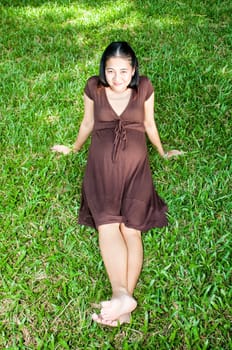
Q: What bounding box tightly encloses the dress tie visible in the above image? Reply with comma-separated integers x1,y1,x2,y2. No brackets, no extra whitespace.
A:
112,119,127,162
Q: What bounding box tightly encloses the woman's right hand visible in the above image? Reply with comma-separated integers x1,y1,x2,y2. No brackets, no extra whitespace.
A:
51,144,72,155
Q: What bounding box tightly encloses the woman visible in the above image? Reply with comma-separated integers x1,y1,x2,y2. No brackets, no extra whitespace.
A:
52,41,182,326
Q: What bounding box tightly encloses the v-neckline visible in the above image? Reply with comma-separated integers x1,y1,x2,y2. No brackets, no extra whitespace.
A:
104,87,133,118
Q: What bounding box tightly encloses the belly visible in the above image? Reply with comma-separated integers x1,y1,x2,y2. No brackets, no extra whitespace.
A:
89,128,147,165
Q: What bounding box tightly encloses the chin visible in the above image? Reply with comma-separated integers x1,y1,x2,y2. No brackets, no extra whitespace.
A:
112,85,127,92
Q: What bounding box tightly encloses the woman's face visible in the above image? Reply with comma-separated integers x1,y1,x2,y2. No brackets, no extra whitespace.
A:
105,56,135,93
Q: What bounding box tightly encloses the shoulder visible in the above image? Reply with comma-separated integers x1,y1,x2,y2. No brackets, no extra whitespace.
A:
138,76,154,100
85,75,99,89
139,76,154,88
84,76,99,99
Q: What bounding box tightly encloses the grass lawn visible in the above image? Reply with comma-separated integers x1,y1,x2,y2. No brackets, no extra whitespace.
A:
0,0,231,349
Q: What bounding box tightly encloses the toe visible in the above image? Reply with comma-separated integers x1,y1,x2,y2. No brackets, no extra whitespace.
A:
100,300,111,308
92,313,99,321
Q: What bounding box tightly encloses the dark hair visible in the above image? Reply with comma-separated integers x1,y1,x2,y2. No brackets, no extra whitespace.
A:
98,41,139,89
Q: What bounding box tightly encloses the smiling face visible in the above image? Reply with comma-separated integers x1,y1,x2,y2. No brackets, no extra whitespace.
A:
105,56,135,93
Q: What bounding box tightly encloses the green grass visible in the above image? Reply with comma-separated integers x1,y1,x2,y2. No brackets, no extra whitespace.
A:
0,0,231,348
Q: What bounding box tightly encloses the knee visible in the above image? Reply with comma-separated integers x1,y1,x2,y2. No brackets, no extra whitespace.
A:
120,223,141,240
98,222,120,234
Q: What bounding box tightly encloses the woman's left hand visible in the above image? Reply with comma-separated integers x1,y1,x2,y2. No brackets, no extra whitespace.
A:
164,150,184,158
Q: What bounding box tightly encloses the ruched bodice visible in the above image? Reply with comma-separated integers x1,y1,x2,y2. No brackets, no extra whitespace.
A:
94,120,144,162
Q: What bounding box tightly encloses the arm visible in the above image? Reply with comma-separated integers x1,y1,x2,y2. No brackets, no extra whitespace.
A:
144,93,183,158
144,93,165,157
73,93,94,152
51,93,94,155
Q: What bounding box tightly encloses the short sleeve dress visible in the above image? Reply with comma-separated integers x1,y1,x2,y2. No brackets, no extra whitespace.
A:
78,75,168,232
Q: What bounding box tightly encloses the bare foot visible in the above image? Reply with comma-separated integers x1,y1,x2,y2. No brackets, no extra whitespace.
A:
92,312,131,327
100,293,137,321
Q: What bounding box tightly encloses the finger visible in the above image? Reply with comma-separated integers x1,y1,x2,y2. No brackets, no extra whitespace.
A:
51,145,60,151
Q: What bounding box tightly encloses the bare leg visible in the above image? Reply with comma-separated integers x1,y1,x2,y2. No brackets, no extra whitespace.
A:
93,223,143,325
97,223,137,322
120,223,143,295
98,223,128,291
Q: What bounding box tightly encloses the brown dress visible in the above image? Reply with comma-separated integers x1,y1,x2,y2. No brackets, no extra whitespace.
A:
78,76,168,232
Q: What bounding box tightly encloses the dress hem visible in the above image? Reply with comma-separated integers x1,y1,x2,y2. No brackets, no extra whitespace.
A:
78,217,168,232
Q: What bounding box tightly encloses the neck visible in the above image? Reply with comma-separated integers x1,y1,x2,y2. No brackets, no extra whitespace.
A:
107,87,130,95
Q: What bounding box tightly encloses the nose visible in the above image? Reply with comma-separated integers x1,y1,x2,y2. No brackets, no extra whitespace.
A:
113,71,121,82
